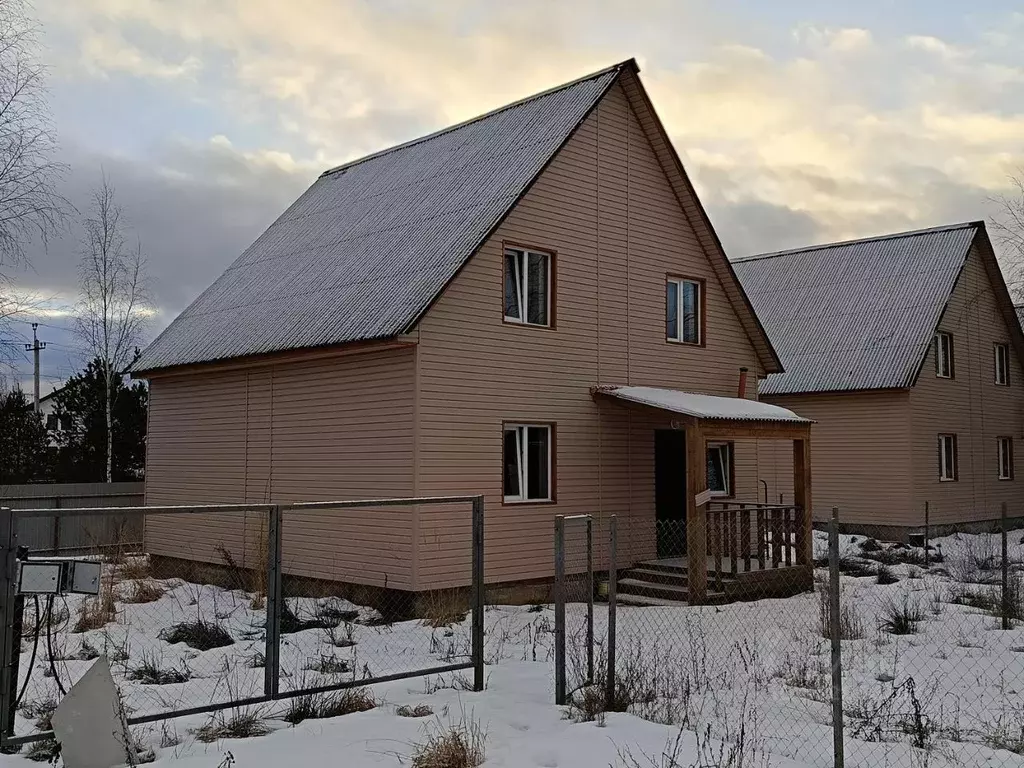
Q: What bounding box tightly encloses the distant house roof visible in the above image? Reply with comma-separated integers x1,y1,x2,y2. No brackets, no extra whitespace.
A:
135,60,782,376
595,385,810,423
733,222,1022,396
135,62,630,373
1016,303,1024,330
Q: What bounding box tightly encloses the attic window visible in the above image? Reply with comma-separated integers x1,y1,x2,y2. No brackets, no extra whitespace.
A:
667,276,703,345
504,247,551,327
935,332,954,379
995,343,1010,386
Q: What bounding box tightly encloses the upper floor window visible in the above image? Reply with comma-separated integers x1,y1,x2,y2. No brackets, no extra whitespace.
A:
504,247,551,327
938,433,958,481
707,442,733,496
998,437,1014,480
503,423,553,502
667,276,703,344
935,332,954,379
995,343,1010,386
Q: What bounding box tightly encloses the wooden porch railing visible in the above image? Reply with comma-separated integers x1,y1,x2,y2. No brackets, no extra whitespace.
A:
706,502,803,592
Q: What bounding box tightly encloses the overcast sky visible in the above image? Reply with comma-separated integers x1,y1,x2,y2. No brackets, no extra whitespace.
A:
5,0,1024,390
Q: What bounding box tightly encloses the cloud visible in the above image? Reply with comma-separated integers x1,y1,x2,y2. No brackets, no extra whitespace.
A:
80,30,201,80
22,1,1024,294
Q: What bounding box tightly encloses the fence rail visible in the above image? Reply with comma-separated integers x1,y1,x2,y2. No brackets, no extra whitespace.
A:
0,495,485,748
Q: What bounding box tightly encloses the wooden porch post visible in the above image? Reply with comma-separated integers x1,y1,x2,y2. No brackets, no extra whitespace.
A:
686,423,707,604
793,435,813,566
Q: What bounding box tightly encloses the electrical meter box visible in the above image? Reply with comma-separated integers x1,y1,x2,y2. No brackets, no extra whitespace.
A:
68,560,102,595
16,559,103,596
18,562,62,594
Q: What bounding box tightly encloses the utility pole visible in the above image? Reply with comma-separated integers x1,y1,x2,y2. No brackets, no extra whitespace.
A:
24,322,45,413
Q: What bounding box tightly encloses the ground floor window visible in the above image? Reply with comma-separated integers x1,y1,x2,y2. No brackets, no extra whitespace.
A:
707,441,733,496
503,423,553,502
998,437,1014,480
939,434,958,481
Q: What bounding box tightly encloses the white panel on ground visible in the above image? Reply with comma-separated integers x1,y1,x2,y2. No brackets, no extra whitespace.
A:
51,657,132,768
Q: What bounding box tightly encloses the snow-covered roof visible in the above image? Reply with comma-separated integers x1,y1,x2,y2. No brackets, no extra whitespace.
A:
596,386,810,423
134,62,631,373
733,223,981,395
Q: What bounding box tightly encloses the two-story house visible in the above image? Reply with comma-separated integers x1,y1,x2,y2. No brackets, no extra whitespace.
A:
133,60,814,608
734,223,1024,539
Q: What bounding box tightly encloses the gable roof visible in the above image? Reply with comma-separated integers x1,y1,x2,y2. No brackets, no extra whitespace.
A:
733,222,1023,396
135,60,781,375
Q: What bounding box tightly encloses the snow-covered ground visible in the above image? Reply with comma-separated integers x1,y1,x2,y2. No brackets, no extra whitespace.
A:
2,530,1024,767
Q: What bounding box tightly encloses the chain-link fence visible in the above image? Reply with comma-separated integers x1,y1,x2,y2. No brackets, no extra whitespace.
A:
0,496,484,752
555,504,1024,768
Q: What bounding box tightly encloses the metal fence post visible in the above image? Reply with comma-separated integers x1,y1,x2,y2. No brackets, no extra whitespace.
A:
1002,502,1010,631
472,496,485,692
606,515,617,710
264,504,283,697
554,515,566,705
586,516,594,686
828,506,845,768
0,508,18,746
924,501,930,568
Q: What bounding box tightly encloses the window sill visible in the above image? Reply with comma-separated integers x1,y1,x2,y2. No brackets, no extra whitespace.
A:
666,337,703,347
935,374,953,380
503,317,553,330
998,477,1014,482
502,497,555,506
938,477,958,483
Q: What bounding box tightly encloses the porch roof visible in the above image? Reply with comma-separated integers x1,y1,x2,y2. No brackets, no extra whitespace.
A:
593,385,811,424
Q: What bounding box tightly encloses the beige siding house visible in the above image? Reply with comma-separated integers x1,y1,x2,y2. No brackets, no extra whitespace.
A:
735,223,1024,537
135,60,814,606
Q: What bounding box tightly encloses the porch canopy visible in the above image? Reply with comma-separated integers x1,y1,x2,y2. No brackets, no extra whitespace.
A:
593,385,813,604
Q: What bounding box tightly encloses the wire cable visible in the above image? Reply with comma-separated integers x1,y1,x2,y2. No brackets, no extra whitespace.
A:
14,597,41,708
44,597,66,697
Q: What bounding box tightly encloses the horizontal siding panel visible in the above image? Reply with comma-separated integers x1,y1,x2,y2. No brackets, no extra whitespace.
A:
145,348,417,587
416,83,771,586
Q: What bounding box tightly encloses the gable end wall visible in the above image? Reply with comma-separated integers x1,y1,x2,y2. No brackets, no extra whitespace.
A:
413,82,768,587
909,244,1024,525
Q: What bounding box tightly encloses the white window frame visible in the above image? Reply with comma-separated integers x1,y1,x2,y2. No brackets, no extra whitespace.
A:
935,332,953,378
939,434,958,482
707,442,732,497
503,247,551,327
995,343,1010,386
503,423,553,503
667,277,703,345
998,437,1014,481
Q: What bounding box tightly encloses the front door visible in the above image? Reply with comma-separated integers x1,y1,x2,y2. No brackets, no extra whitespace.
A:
654,429,687,558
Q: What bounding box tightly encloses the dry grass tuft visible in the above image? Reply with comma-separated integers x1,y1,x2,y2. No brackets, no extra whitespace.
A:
159,620,234,651
412,714,486,768
283,688,377,725
397,704,434,718
118,557,151,581
420,589,468,629
194,710,270,743
122,579,166,604
72,593,116,633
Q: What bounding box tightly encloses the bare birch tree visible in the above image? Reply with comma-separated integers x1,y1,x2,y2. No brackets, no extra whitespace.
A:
75,173,148,482
991,171,1024,304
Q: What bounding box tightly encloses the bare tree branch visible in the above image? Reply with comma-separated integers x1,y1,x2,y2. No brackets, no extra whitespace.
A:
74,172,150,482
0,0,69,272
990,170,1024,305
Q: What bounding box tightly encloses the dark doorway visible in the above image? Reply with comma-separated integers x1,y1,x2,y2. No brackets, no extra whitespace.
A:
654,429,687,559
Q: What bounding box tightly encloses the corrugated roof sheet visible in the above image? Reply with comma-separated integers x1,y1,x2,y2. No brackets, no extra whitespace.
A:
134,62,628,372
733,223,980,395
597,386,810,422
